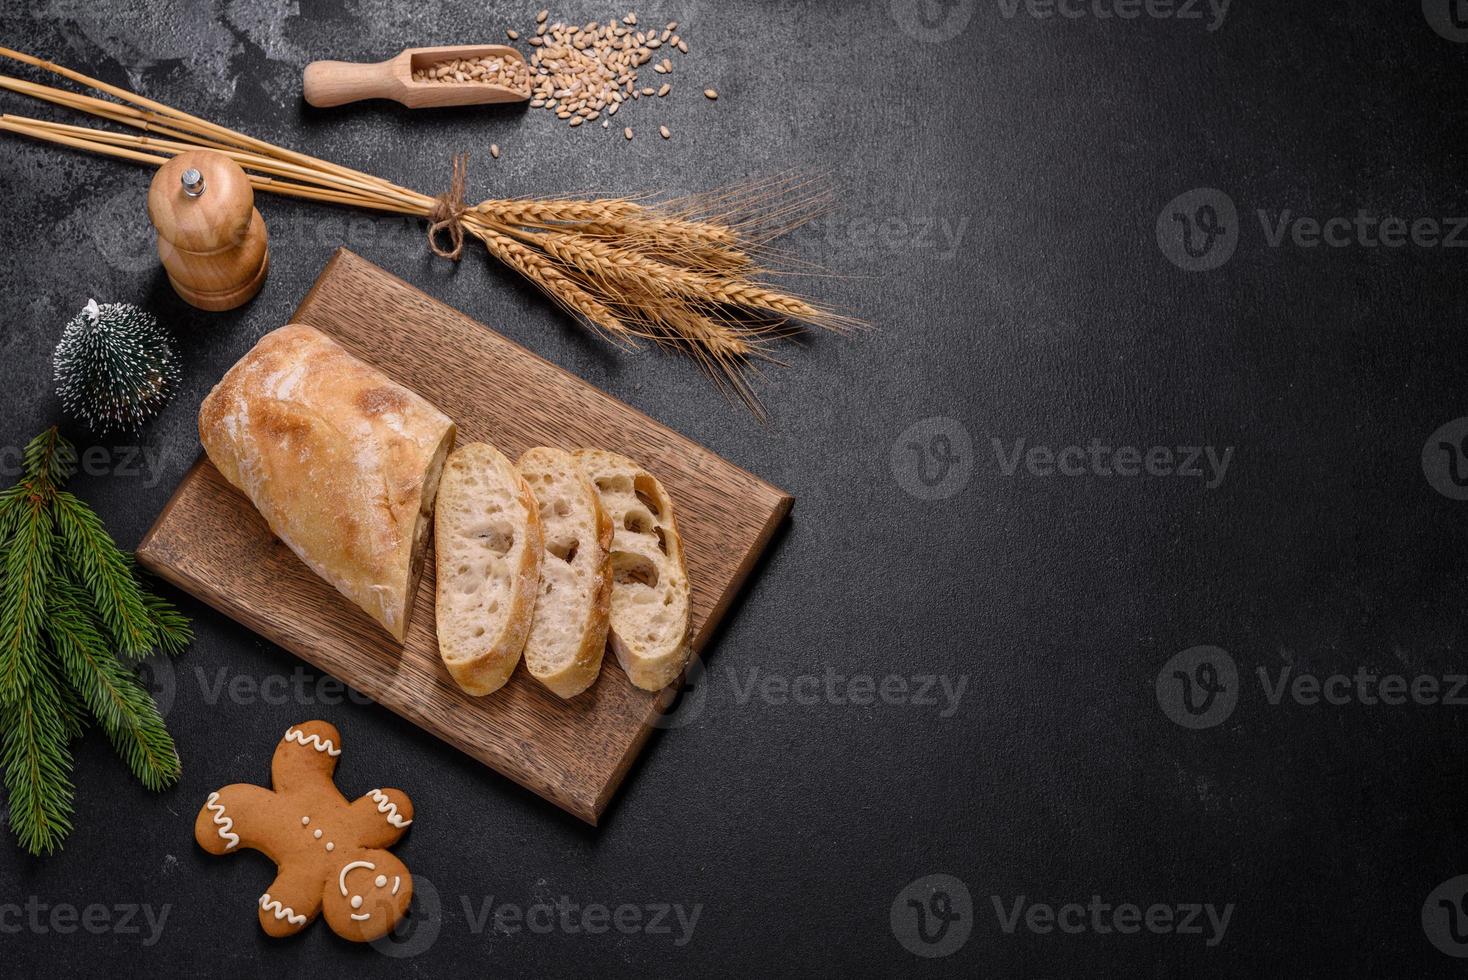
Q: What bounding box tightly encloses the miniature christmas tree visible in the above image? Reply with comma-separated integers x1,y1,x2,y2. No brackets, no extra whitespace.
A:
53,300,180,434
0,427,191,855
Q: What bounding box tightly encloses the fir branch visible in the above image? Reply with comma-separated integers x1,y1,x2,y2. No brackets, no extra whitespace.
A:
22,426,76,488
46,579,139,730
141,589,192,656
99,679,180,792
55,676,88,742
0,494,53,703
0,662,75,855
51,491,157,656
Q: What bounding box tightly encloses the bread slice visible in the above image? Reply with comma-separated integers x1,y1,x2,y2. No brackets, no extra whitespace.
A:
434,442,542,696
515,448,613,698
572,450,692,691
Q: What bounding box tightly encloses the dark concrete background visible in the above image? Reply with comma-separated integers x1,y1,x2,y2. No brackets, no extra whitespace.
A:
3,0,1468,975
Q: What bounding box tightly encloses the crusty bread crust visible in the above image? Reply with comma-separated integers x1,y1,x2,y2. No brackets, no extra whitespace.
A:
516,447,613,699
573,449,691,691
198,324,455,642
434,442,543,696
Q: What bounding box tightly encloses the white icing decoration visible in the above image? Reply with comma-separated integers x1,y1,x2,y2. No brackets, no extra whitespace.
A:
351,896,363,909
284,726,342,756
313,829,322,839
351,912,371,921
301,816,310,825
259,893,307,925
375,875,388,887
206,792,240,850
339,860,376,896
391,876,401,896
326,842,335,852
367,789,412,828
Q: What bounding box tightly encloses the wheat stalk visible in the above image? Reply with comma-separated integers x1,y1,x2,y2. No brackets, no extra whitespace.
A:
0,47,853,414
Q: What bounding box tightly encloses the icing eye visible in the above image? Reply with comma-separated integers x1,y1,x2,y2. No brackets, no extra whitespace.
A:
351,895,363,909
325,842,335,852
313,829,322,839
375,875,388,887
301,816,310,825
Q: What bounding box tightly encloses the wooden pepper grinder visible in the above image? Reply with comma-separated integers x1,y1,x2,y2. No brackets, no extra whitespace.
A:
147,150,269,311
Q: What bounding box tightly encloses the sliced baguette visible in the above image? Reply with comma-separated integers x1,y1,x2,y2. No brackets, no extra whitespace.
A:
573,449,692,691
515,447,614,698
434,442,542,696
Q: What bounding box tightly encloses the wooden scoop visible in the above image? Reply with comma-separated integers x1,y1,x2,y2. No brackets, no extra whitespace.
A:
303,45,530,109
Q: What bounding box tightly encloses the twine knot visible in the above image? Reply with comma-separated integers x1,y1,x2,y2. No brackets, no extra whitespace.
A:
427,153,470,260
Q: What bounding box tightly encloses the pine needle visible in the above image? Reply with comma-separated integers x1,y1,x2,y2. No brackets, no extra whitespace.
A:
0,494,53,703
0,665,75,856
52,492,157,656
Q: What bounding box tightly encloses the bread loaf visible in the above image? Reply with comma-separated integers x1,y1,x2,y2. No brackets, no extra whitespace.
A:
198,324,455,641
434,442,543,696
516,447,613,698
573,450,692,691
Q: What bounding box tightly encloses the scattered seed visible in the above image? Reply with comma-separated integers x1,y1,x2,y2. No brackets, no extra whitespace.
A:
676,39,688,53
659,124,670,139
624,126,633,139
704,88,718,100
657,82,670,97
536,8,548,22
569,116,583,126
507,28,519,39
490,143,501,158
653,64,667,74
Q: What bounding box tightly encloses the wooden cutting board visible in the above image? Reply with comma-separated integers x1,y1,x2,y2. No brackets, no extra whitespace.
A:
137,248,792,825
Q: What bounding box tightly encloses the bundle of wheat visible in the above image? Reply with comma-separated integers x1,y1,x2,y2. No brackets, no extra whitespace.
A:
0,47,853,414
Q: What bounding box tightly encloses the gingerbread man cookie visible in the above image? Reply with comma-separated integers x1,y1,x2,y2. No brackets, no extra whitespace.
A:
194,721,415,942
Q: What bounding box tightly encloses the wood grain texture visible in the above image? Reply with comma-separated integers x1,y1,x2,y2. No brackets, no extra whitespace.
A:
303,46,529,108
136,248,792,824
